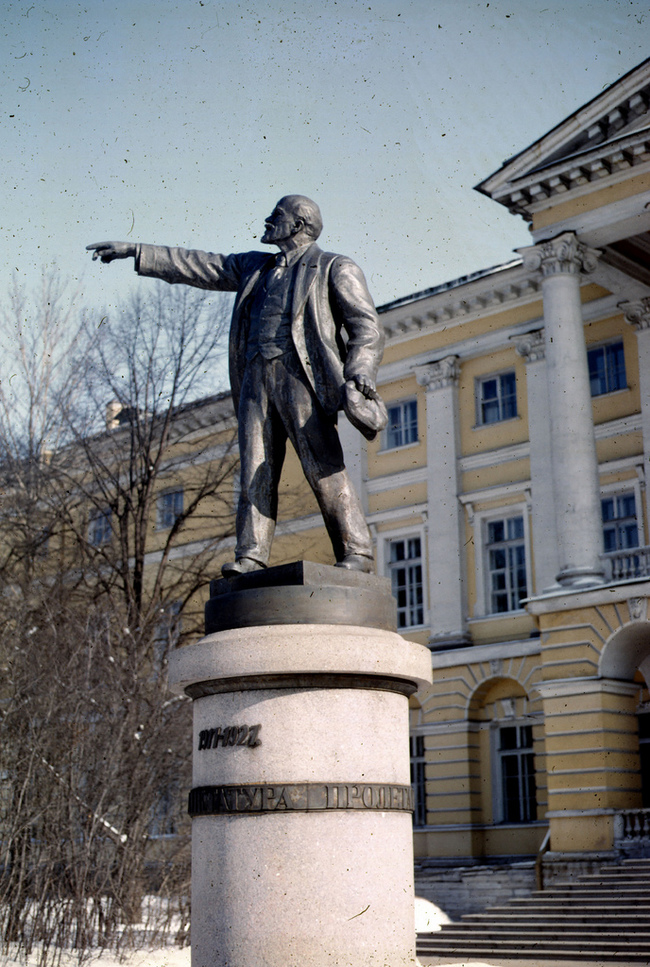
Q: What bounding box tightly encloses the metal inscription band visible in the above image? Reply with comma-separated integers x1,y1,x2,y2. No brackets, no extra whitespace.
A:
188,782,413,816
198,725,262,749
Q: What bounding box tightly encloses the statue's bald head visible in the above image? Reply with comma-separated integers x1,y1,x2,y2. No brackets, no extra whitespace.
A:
278,195,323,241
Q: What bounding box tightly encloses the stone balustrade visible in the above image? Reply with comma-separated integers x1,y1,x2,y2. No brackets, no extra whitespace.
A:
614,807,650,845
602,545,650,582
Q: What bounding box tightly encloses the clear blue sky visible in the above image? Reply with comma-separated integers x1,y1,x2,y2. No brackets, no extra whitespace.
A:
2,0,649,319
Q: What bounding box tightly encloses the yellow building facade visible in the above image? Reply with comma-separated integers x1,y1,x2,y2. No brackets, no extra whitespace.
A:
351,57,650,874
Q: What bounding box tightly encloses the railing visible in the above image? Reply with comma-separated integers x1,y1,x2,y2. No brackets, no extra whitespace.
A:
614,808,650,845
601,545,650,582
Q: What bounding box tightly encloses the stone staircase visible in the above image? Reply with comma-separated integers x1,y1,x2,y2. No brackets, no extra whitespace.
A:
416,857,650,963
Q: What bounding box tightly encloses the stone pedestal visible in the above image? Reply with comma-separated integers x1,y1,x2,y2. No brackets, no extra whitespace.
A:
168,562,432,967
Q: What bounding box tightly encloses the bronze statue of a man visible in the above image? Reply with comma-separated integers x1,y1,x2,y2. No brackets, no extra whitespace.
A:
88,195,386,577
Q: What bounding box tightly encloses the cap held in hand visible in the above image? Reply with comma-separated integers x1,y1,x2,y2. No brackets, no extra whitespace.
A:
342,380,388,442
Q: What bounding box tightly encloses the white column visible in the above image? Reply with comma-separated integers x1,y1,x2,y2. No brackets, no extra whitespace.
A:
519,233,604,587
620,298,650,541
512,330,560,591
415,356,469,648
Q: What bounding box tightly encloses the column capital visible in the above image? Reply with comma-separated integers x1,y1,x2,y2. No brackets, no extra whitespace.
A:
619,297,650,331
512,329,545,363
518,232,600,278
415,355,460,392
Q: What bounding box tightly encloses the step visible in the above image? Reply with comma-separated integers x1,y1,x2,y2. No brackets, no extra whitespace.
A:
416,943,650,963
580,871,650,881
461,912,650,925
437,926,650,941
445,923,650,936
543,884,650,894
417,936,650,953
508,890,650,901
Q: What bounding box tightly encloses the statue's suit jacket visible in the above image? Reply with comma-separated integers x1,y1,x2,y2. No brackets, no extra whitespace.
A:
136,242,384,415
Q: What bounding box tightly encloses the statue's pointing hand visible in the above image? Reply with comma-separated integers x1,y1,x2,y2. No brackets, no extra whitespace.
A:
86,241,136,263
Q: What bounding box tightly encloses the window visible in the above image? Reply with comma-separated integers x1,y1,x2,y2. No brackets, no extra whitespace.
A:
88,508,112,546
588,341,626,396
385,399,418,449
486,516,527,613
602,492,639,552
157,488,183,529
477,371,517,425
410,734,427,827
388,537,424,629
497,724,536,823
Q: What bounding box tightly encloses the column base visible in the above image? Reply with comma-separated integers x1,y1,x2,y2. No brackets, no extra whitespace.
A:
556,565,604,588
428,631,472,652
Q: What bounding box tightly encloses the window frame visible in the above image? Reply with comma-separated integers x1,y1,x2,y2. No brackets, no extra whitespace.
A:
475,370,518,427
473,504,531,617
587,339,627,398
491,720,537,825
379,528,427,631
382,397,419,451
601,482,644,554
88,507,112,547
409,733,427,828
156,487,184,530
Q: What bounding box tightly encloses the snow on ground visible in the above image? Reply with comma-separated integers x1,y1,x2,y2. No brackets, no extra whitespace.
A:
0,947,190,967
1,951,499,967
414,896,452,933
0,898,496,967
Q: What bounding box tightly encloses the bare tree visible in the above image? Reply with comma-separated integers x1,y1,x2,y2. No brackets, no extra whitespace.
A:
0,272,237,963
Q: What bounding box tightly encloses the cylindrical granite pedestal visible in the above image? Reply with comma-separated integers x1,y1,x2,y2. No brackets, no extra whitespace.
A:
168,562,432,967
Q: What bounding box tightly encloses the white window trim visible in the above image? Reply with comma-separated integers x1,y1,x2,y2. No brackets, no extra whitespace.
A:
156,487,184,531
587,338,628,396
409,731,428,829
378,524,428,631
490,718,537,825
380,396,419,452
88,507,112,546
474,369,518,428
473,502,532,618
600,479,645,549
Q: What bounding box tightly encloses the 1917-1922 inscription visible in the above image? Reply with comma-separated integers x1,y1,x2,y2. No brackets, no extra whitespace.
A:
198,725,261,750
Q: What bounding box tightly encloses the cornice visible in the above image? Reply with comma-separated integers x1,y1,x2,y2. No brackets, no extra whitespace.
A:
377,293,621,387
381,260,542,342
365,465,428,496
494,132,650,220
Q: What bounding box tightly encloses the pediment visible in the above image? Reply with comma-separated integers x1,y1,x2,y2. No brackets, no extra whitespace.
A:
477,58,650,218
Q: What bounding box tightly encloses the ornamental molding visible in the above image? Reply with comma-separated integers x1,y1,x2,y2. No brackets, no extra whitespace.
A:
628,597,648,622
415,356,460,392
380,261,542,342
512,329,545,363
518,233,601,278
490,131,650,219
619,297,650,331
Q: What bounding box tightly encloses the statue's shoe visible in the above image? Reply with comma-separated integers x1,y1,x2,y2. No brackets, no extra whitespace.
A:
221,557,265,579
335,554,374,573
